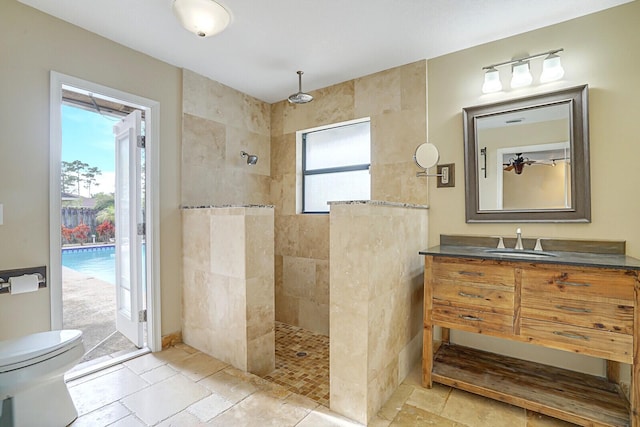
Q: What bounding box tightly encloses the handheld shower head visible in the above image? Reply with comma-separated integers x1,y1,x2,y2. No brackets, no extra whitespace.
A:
241,151,258,165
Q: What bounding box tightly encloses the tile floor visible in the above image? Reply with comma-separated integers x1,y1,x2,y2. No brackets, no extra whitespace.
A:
262,322,330,406
67,342,580,426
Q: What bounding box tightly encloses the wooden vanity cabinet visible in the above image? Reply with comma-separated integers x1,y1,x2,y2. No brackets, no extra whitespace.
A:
423,255,640,427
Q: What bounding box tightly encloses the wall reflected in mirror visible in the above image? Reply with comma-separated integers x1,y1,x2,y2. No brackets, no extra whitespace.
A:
476,103,571,211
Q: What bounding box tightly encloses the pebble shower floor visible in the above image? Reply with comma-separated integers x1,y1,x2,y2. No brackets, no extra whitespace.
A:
262,322,330,407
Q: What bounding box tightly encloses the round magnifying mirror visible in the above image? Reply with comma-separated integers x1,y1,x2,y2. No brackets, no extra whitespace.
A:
414,143,439,169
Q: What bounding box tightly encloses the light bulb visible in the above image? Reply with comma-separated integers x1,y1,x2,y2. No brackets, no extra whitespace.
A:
482,67,502,93
540,53,565,83
510,61,533,89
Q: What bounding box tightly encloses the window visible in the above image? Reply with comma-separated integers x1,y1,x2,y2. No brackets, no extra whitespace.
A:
302,120,371,213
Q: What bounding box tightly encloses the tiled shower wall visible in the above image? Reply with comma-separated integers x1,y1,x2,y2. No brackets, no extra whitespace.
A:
181,69,271,207
181,62,428,337
270,60,428,335
182,206,275,375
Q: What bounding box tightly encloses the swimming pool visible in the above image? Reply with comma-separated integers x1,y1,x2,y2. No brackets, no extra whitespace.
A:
62,245,115,284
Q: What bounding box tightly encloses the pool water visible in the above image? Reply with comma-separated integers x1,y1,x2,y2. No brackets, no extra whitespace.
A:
62,245,115,284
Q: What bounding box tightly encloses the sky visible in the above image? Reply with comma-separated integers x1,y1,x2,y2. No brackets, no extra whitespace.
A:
62,104,117,197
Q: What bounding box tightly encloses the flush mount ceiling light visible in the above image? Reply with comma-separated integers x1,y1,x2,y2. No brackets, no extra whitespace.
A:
288,71,313,104
481,48,564,93
173,0,230,38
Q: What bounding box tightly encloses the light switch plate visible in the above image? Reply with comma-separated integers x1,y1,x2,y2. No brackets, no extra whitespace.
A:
437,164,455,188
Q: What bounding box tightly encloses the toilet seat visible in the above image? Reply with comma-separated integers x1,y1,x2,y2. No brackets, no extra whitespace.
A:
0,330,83,373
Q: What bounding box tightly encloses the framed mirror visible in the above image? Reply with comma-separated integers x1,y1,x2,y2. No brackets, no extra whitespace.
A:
463,85,590,222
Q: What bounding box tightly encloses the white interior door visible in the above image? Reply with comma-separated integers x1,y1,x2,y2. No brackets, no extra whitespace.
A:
114,110,144,348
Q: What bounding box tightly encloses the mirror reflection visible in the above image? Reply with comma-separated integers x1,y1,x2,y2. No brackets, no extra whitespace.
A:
463,85,590,222
476,104,571,211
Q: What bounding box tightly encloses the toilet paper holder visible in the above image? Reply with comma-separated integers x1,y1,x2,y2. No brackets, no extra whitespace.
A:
0,266,47,294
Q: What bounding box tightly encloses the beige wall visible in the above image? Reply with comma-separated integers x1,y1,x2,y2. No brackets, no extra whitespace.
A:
181,70,271,206
0,1,183,339
427,1,640,253
427,1,640,376
270,61,428,335
479,119,568,210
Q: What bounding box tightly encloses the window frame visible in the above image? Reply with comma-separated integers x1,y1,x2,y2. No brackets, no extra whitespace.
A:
301,121,371,214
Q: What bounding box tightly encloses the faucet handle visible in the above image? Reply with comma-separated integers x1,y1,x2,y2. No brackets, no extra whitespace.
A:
534,238,543,251
496,237,505,249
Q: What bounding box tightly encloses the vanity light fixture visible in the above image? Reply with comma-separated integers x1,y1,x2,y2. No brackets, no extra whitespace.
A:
173,0,231,38
481,48,564,93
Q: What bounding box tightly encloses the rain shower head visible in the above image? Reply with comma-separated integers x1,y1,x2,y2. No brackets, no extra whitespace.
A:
288,71,313,104
241,151,258,165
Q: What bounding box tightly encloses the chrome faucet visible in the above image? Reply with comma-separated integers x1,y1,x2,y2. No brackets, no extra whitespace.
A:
515,228,524,250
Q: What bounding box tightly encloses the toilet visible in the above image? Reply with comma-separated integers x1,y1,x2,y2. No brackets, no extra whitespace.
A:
0,330,84,427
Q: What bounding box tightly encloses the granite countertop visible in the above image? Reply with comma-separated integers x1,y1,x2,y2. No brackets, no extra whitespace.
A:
420,245,640,270
328,200,429,209
181,204,274,209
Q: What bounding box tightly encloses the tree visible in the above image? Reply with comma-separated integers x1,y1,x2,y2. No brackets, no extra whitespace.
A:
96,220,115,242
61,160,103,196
94,193,115,224
83,166,101,196
94,192,114,211
61,225,73,244
72,222,90,245
61,165,78,194
96,205,115,225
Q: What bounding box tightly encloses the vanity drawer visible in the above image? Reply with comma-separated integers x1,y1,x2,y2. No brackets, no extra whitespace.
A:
432,258,515,288
521,318,633,363
521,293,633,334
521,266,636,302
432,304,513,335
433,282,514,316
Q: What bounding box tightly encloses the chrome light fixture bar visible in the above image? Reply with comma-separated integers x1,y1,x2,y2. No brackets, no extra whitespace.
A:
482,48,564,93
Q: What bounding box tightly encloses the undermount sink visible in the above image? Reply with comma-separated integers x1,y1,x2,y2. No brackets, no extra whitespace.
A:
484,249,558,258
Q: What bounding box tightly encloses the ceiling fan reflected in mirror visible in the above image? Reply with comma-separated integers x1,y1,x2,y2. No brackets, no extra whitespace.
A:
503,152,568,175
503,153,536,175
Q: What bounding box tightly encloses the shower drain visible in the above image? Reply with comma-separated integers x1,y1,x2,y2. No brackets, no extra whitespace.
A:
296,351,308,358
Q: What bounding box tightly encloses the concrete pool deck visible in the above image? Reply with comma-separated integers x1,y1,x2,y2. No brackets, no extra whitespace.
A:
62,266,140,365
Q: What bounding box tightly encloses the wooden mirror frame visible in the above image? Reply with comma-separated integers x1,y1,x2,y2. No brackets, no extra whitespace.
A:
463,85,590,223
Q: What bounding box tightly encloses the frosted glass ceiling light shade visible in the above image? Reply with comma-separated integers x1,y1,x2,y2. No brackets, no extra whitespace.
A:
173,0,230,38
540,53,565,83
482,67,502,93
510,61,533,88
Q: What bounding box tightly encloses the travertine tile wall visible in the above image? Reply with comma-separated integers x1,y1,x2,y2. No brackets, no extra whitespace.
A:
329,202,427,424
270,60,428,335
181,70,275,376
181,69,271,207
182,206,275,375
